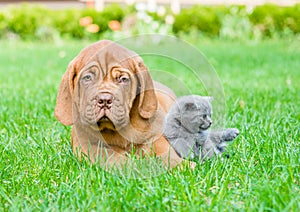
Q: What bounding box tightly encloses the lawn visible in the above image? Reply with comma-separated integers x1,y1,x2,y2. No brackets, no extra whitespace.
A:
0,37,299,211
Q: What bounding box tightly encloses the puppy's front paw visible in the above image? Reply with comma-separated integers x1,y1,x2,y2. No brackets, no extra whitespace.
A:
224,128,239,141
189,161,197,170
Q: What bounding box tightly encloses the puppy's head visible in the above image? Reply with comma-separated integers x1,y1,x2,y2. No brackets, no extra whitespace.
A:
55,40,157,132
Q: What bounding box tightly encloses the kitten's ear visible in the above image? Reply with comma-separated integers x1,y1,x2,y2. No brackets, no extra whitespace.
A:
184,102,197,110
207,96,214,102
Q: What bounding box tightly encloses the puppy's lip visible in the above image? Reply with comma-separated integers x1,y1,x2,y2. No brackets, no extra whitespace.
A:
96,115,116,131
101,116,109,121
96,109,111,122
97,116,110,125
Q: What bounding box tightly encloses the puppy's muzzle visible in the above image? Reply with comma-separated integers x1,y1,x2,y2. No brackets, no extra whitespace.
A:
98,92,113,109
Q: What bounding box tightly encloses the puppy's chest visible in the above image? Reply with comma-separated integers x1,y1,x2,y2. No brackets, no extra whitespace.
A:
101,131,131,149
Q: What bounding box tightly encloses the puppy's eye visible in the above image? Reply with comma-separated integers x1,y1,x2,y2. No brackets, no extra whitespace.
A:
117,75,130,84
81,73,94,85
83,75,92,81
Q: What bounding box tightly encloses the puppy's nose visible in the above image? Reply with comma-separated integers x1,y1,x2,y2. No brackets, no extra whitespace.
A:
98,93,113,109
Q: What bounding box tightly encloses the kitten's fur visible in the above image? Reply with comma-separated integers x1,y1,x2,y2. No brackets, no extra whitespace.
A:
163,95,239,160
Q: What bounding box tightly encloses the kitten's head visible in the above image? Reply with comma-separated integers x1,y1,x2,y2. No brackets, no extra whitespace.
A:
174,95,213,133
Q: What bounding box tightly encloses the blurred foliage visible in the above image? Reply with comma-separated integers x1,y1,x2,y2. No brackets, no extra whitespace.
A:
81,4,125,33
53,9,84,39
0,3,299,40
4,5,51,39
0,3,126,40
249,4,300,37
173,6,222,36
0,12,7,37
219,6,260,41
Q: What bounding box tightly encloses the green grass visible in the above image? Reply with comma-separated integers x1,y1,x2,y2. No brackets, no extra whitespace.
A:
0,37,299,211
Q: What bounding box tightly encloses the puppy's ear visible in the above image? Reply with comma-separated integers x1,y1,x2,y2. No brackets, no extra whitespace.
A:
54,62,76,126
134,58,158,119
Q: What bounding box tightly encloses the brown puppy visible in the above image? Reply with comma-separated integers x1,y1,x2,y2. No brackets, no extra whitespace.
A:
55,40,183,168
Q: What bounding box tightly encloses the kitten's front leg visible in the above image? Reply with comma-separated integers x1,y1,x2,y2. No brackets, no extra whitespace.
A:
202,128,239,158
201,140,216,159
222,128,239,141
170,138,196,160
216,128,239,153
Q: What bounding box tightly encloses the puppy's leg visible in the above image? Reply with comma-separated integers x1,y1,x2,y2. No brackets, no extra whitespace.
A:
153,136,185,168
86,144,129,170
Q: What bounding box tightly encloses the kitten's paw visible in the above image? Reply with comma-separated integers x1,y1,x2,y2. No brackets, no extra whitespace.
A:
224,128,239,141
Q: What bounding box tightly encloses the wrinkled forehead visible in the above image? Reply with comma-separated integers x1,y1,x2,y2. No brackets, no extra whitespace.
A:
74,42,139,76
95,44,137,74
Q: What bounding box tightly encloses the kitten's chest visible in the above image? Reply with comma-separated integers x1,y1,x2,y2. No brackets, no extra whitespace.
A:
199,131,208,139
195,131,208,145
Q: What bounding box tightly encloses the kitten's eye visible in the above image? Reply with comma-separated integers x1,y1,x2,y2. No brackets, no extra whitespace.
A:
203,114,207,119
117,75,130,84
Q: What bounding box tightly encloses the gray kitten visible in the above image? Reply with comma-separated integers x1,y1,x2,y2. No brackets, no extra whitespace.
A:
163,95,239,160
